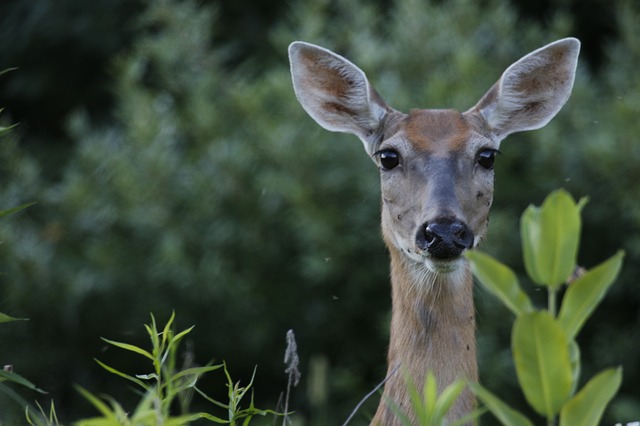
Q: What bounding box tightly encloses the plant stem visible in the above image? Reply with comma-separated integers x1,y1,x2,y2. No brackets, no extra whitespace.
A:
548,289,557,317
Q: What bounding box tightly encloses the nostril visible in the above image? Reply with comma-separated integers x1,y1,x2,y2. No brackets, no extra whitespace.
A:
423,226,438,245
418,218,475,259
451,223,471,249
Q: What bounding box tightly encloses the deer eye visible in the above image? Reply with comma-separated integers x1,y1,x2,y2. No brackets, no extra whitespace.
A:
375,149,400,170
477,148,500,170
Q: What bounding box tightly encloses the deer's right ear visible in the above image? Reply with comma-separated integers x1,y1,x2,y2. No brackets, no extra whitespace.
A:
288,42,391,154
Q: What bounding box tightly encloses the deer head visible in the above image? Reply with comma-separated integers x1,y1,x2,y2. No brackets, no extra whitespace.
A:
289,39,579,278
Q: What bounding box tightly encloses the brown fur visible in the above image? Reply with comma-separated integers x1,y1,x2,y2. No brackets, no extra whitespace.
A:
404,109,472,153
371,248,477,424
288,38,580,426
371,111,480,425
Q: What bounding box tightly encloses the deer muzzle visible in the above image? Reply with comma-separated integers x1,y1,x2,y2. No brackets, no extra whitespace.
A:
417,217,474,260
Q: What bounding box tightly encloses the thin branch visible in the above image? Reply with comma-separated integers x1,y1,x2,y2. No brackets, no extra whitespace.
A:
341,363,401,426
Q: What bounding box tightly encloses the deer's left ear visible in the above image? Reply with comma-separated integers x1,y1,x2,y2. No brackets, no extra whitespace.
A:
468,38,580,141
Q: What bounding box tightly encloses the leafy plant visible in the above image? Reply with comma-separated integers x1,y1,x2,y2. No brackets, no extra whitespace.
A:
388,373,484,426
76,312,281,425
25,400,61,426
467,189,624,426
0,134,43,413
1,70,62,426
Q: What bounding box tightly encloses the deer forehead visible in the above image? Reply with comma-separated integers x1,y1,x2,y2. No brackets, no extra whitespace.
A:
384,109,492,158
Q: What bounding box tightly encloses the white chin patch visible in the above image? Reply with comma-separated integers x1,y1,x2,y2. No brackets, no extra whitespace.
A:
405,248,466,274
405,253,469,294
424,257,465,274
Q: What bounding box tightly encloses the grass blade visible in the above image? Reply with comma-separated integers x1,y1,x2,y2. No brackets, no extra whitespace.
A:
101,338,154,361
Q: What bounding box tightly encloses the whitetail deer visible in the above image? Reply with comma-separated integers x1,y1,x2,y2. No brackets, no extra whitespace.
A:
288,38,580,424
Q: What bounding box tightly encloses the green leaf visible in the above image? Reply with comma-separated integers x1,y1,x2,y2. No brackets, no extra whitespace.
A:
172,364,223,381
0,202,36,219
421,371,438,421
170,412,228,423
391,371,481,425
94,359,148,389
469,382,533,426
75,386,116,418
521,189,583,288
568,339,581,396
0,312,28,323
433,379,466,422
466,250,533,316
558,251,624,340
169,325,195,348
383,386,422,426
0,369,46,393
101,337,154,360
403,377,425,424
0,67,18,77
512,311,573,418
0,122,18,136
161,310,176,348
194,385,230,410
559,367,622,426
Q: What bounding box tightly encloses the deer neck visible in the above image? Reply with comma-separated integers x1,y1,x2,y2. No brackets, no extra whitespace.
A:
373,247,477,424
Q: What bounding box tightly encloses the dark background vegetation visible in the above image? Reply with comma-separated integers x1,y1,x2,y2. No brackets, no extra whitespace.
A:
0,0,638,424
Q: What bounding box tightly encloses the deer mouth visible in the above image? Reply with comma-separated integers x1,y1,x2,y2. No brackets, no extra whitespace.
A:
415,249,467,274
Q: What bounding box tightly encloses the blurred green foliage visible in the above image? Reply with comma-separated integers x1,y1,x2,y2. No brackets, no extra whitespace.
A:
0,0,638,424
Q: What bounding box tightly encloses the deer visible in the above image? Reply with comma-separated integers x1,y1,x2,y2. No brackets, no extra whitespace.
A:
288,38,580,424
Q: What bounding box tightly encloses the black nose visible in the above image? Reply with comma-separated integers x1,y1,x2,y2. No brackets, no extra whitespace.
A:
417,218,474,259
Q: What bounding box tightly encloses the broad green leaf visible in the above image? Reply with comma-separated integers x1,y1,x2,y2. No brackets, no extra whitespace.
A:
512,311,572,418
521,203,544,285
469,382,533,426
466,250,533,316
0,312,28,323
521,189,583,288
0,370,46,393
558,251,624,339
560,367,622,426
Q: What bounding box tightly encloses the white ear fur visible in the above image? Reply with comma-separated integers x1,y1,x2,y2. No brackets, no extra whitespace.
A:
469,38,580,141
288,42,390,154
